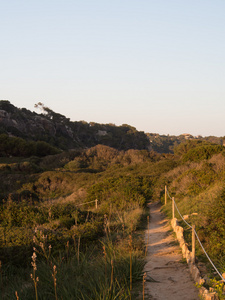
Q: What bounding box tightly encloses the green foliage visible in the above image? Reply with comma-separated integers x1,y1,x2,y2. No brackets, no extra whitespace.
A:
203,187,225,258
0,134,60,157
173,139,224,163
182,145,224,162
1,235,144,300
174,140,209,156
209,279,225,299
19,171,77,200
0,189,146,299
162,153,225,277
0,198,38,228
35,141,60,157
2,133,225,299
185,162,217,195
86,175,152,209
147,133,182,153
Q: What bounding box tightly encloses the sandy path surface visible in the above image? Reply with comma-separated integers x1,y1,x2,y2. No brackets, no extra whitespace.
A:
144,202,199,300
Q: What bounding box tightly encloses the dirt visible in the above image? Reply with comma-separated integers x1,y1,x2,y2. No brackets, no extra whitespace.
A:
144,202,199,300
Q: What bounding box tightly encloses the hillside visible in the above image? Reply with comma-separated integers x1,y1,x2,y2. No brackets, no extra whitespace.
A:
1,101,224,156
0,140,225,297
1,101,225,298
0,100,150,152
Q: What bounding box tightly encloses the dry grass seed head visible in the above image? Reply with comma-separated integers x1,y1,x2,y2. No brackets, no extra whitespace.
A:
15,291,19,300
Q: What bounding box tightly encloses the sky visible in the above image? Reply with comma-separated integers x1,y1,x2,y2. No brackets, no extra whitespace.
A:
0,0,225,137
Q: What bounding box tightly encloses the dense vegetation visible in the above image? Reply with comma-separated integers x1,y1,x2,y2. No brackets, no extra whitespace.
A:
162,141,225,276
1,140,225,298
0,134,60,157
0,144,169,299
1,101,225,298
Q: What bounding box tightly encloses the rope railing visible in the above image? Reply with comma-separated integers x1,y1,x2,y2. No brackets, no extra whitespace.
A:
165,186,225,282
75,199,98,208
167,190,192,229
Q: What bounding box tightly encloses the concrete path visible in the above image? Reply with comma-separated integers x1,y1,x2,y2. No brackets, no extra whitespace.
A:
144,202,199,300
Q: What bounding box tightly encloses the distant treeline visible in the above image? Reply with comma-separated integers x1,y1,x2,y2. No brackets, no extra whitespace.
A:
0,134,60,157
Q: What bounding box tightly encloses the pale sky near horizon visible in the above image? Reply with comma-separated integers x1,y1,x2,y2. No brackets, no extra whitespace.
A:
1,1,225,137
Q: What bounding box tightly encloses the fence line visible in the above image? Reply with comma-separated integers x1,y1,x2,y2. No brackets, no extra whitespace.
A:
75,199,98,208
166,187,225,282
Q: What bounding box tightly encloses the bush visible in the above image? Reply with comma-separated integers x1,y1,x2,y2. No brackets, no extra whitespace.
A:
0,134,60,157
203,187,225,258
86,175,152,209
182,145,224,162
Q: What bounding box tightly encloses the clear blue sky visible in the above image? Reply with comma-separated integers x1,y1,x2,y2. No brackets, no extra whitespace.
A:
1,0,225,137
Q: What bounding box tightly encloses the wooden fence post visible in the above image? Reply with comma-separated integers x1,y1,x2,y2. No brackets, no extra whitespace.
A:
192,225,196,263
172,197,175,219
95,199,98,209
165,185,167,205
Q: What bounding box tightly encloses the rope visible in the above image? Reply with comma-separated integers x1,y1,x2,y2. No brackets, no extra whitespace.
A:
167,189,192,227
167,190,192,228
76,200,97,207
194,228,225,282
172,199,192,229
166,188,225,282
166,189,173,200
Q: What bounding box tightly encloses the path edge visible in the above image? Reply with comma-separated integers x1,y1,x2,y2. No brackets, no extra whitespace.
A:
171,218,220,300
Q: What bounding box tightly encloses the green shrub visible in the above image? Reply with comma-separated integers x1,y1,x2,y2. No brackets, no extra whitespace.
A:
182,145,224,162
59,216,75,229
174,140,210,157
86,175,152,210
203,187,225,258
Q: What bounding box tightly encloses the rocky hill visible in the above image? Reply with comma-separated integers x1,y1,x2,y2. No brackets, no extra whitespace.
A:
0,100,223,155
0,100,150,152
